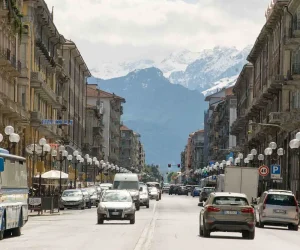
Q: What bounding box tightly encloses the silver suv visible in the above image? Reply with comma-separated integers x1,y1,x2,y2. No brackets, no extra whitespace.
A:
256,189,299,230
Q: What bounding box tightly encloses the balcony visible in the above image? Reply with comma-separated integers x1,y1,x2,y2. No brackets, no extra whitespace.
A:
110,137,119,148
35,39,56,68
269,112,281,124
0,48,21,77
31,72,60,108
110,121,120,135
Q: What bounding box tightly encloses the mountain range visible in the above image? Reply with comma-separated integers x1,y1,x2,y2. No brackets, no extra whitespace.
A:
88,46,251,170
91,45,251,94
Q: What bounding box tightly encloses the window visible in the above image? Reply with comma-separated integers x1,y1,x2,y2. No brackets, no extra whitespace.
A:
212,196,249,206
265,194,297,206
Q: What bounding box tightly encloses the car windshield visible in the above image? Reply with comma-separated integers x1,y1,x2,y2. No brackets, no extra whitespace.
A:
212,196,249,206
62,191,82,197
265,194,297,206
204,188,214,193
195,187,201,190
85,188,96,195
113,181,139,190
149,187,157,192
102,192,132,202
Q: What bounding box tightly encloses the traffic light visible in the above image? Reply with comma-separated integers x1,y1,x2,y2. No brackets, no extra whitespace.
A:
168,164,171,168
177,164,181,168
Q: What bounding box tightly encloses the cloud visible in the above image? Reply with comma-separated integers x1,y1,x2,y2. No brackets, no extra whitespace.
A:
45,0,270,65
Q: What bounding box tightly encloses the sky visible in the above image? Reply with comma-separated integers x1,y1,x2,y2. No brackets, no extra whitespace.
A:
45,0,271,71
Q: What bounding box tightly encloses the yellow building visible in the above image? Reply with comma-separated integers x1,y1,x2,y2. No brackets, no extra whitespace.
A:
0,0,27,155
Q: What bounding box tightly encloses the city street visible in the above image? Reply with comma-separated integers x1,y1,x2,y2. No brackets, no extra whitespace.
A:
1,194,300,250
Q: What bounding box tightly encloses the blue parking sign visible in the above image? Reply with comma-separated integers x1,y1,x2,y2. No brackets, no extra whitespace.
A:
271,165,281,179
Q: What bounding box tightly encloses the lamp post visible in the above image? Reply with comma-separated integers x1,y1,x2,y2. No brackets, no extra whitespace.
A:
244,157,249,166
38,138,50,196
2,126,20,154
72,150,81,189
92,157,97,184
247,154,254,167
84,154,90,186
58,145,68,194
67,155,73,188
99,160,104,183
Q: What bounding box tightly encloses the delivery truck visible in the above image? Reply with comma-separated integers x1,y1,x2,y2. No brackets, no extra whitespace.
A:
224,166,259,203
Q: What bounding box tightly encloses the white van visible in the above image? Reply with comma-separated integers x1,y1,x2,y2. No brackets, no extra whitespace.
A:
113,174,142,210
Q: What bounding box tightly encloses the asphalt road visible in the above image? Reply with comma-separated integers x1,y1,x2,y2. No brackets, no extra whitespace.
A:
1,194,300,250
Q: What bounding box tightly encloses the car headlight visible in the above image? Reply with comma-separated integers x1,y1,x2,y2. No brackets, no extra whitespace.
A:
98,204,107,211
124,206,134,212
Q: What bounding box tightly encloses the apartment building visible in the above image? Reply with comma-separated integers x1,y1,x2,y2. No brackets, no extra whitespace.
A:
0,0,25,155
231,0,300,197
190,130,205,170
204,87,236,162
119,125,145,171
87,84,125,164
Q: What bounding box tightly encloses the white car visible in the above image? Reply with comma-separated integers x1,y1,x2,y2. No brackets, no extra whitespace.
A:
97,190,136,224
148,187,159,201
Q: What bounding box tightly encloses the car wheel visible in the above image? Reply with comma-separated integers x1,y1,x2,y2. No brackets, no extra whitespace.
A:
97,217,104,224
0,216,5,240
203,220,210,238
11,227,21,237
60,207,65,210
88,202,92,209
130,214,135,224
146,202,150,208
258,217,264,228
288,224,298,231
248,230,255,239
136,204,140,211
156,197,159,201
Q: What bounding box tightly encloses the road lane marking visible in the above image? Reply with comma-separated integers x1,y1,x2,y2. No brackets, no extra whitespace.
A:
134,203,157,250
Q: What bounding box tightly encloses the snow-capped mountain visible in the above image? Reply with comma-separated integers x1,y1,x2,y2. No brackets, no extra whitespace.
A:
90,45,251,92
201,75,238,97
91,59,155,79
169,45,251,91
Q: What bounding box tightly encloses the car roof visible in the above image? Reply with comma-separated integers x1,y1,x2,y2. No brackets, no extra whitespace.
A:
114,173,139,181
64,189,81,192
104,189,130,194
211,192,248,198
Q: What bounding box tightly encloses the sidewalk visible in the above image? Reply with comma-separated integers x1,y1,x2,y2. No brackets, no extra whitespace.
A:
28,210,61,217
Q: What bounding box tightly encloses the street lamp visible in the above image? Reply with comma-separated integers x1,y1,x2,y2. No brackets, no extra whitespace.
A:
38,138,50,196
244,157,249,166
1,126,20,154
72,150,80,188
92,157,97,184
58,146,68,193
247,154,254,167
289,137,300,193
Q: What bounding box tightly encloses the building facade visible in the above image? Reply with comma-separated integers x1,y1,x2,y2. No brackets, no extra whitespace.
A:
231,0,300,197
87,85,125,164
190,130,205,170
120,125,144,172
204,87,236,162
0,0,25,156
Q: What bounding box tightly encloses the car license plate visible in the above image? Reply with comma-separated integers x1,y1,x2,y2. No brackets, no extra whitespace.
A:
273,209,286,214
112,212,119,215
224,211,238,215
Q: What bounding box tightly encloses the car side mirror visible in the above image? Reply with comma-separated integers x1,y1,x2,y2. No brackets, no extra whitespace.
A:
198,202,204,207
139,187,143,191
251,205,255,208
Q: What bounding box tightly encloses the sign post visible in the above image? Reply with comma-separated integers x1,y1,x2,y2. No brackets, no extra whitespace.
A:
258,165,269,177
271,165,281,179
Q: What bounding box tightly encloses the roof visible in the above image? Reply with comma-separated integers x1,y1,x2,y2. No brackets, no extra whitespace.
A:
211,192,247,198
247,0,289,62
120,125,132,131
233,63,253,92
86,85,125,102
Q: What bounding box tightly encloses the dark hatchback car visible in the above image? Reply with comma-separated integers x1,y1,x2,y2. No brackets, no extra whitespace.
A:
199,187,215,202
177,186,188,195
169,185,177,195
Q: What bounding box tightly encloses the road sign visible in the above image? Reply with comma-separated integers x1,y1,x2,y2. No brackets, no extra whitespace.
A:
258,165,269,177
271,165,281,179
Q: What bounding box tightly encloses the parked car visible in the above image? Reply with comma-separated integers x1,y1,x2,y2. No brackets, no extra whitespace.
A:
199,187,215,202
81,189,92,208
149,187,159,201
169,185,176,195
192,187,202,197
146,182,162,200
162,183,170,193
255,189,299,230
60,189,85,210
84,187,100,207
139,185,150,208
97,190,136,224
199,192,255,239
177,186,188,195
